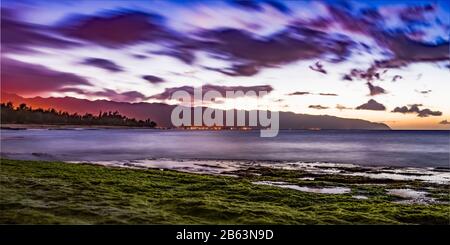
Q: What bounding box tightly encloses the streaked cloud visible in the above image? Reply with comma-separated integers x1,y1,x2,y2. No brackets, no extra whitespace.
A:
1,57,90,95
142,75,166,84
309,105,329,110
81,58,123,72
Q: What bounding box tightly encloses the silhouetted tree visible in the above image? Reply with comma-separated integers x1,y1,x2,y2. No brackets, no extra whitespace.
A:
1,102,157,127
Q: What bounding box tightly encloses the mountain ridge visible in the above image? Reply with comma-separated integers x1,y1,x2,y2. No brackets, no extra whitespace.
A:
1,92,390,130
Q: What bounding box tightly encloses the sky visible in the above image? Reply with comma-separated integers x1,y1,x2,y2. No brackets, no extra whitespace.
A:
1,0,449,129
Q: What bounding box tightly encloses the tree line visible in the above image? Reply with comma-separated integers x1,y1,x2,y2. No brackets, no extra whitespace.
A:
1,102,157,127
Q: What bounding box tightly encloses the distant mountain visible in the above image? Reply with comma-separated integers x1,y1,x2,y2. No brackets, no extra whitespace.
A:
1,93,390,130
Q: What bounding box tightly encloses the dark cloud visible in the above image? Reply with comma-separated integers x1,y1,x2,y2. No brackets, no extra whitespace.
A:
417,89,432,94
356,99,386,111
309,105,329,110
94,89,148,102
417,109,442,117
288,91,310,96
342,74,353,81
337,5,449,66
142,75,165,84
229,0,262,11
151,48,196,64
1,8,79,53
391,75,403,82
132,54,148,59
57,10,199,64
391,106,409,113
366,28,449,72
58,87,86,94
81,58,123,72
204,63,260,77
198,27,354,76
4,2,448,76
265,0,291,14
288,92,337,96
399,4,435,22
59,87,147,102
303,3,449,74
391,104,442,117
59,10,173,48
229,0,290,14
367,82,387,96
381,36,449,67
150,84,273,100
343,66,384,83
309,61,327,74
1,57,90,96
439,120,450,125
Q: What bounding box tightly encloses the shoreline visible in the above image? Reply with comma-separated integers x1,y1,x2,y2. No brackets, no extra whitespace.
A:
2,124,449,131
65,158,450,185
0,124,161,130
2,153,449,182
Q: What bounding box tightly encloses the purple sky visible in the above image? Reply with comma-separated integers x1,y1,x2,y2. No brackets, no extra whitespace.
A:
1,0,449,129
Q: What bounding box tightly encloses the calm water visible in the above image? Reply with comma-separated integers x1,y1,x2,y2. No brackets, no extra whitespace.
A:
1,129,449,168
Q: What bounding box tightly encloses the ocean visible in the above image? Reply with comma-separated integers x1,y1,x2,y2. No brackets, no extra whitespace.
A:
1,129,449,168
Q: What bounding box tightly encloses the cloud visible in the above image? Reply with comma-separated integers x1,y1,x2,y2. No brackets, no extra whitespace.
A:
151,48,196,65
4,1,448,75
59,10,173,48
229,0,291,14
229,0,263,11
302,3,449,71
58,9,197,65
391,104,421,114
391,104,442,117
309,105,329,110
1,57,90,96
417,109,442,117
81,58,123,72
288,92,337,96
336,104,352,110
93,89,148,102
1,8,79,53
356,99,386,111
59,87,147,102
416,89,432,94
11,2,446,77
391,75,403,82
309,61,327,74
288,91,310,96
150,84,273,100
142,75,165,84
204,63,260,77
439,120,450,125
380,36,449,68
343,67,384,83
342,74,353,81
265,0,291,14
198,27,354,76
367,82,387,96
